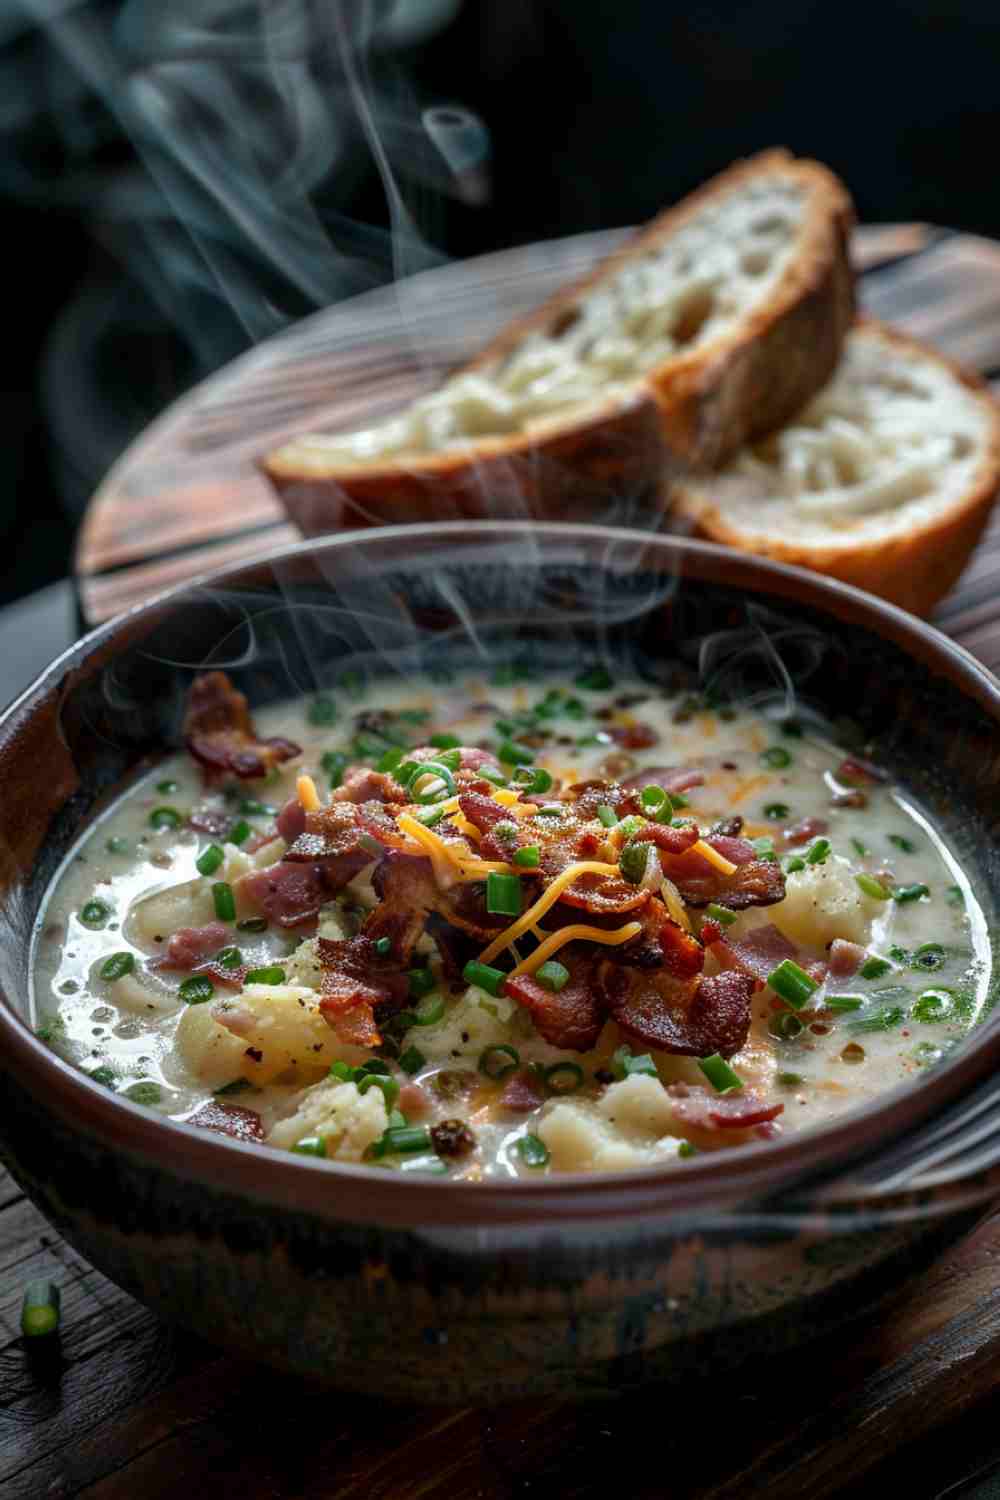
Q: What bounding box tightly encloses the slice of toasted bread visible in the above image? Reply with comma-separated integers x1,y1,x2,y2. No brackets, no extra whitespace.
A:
264,149,855,531
670,320,1000,616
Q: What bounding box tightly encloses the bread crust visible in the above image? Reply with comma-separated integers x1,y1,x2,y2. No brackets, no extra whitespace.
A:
671,320,1000,617
265,149,855,531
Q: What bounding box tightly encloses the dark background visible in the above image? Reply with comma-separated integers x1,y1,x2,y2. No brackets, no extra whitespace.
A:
3,0,999,611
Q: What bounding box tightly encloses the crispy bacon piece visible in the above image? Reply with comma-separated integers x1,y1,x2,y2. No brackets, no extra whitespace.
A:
186,1101,264,1143
184,671,300,781
283,800,368,863
497,1069,547,1114
601,966,756,1059
621,766,705,795
457,791,510,833
666,1082,784,1131
332,767,410,806
566,779,641,820
154,921,232,970
276,797,306,844
782,816,828,848
606,722,659,750
828,938,866,978
316,933,409,1047
632,821,701,857
367,853,436,964
235,860,356,927
715,922,798,983
659,835,786,910
504,944,605,1051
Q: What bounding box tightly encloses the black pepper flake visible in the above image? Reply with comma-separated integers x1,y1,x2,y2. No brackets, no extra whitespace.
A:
593,1068,615,1085
244,1046,263,1063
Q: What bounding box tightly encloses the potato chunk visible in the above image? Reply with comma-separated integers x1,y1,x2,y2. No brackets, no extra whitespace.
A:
209,983,364,1086
267,1079,387,1161
770,855,881,948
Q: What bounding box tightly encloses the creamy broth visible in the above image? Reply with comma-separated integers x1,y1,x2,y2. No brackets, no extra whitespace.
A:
32,666,988,1179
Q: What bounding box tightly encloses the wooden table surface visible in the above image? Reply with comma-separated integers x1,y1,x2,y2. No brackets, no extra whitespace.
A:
7,222,1000,1497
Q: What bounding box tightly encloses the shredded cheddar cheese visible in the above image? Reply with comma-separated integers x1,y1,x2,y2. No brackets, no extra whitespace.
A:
660,877,692,931
297,774,322,812
507,920,643,979
691,839,738,876
477,860,622,964
396,812,516,887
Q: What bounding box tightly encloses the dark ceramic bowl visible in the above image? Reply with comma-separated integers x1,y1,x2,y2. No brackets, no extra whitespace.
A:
2,522,1000,1401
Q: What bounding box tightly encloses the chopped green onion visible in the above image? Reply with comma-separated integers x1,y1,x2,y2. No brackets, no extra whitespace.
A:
124,1081,162,1106
156,779,179,794
374,1125,433,1157
498,740,534,767
698,1054,743,1093
462,960,507,997
893,883,930,904
21,1280,60,1338
486,871,522,917
705,903,737,928
308,696,338,726
105,836,129,855
860,956,892,980
888,834,916,853
212,883,236,922
851,837,870,858
805,838,831,865
292,1136,327,1156
409,761,457,803
751,836,777,861
777,1072,804,1087
328,1060,353,1082
544,1061,585,1095
596,805,618,828
399,1045,426,1075
196,843,225,877
639,784,669,815
856,874,891,901
912,942,946,972
912,988,955,1023
374,936,393,957
237,916,268,933
429,732,461,749
245,965,286,985
376,746,406,773
849,1005,905,1034
479,1043,520,1081
179,975,215,1005
512,766,554,796
611,1046,658,1080
321,750,349,788
411,993,446,1026
619,841,650,885
358,1073,400,1110
784,856,806,874
825,994,863,1011
80,899,111,929
535,960,570,993
946,884,965,907
87,1065,117,1088
407,967,436,998
535,803,565,819
431,748,462,773
764,802,790,821
415,805,447,827
100,951,135,982
150,806,182,831
513,845,540,868
515,1133,550,1168
574,666,613,691
769,1012,805,1040
477,764,507,788
228,819,252,846
677,1141,698,1159
760,746,792,769
766,958,819,1010
358,1059,393,1077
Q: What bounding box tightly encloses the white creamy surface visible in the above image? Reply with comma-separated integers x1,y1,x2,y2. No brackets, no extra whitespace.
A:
31,669,989,1180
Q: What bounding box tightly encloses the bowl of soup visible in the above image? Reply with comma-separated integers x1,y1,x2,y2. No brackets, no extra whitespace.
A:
2,521,999,1399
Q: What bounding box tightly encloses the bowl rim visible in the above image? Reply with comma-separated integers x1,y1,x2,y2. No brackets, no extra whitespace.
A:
4,519,1000,1229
